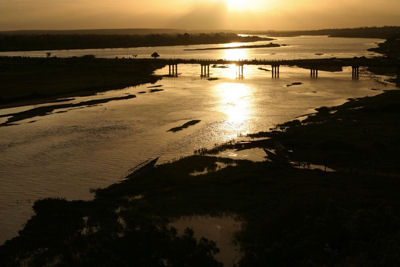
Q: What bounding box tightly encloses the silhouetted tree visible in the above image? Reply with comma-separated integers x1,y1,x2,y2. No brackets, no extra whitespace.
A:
151,52,160,59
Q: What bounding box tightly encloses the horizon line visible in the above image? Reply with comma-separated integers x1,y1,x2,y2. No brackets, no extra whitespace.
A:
1,25,399,34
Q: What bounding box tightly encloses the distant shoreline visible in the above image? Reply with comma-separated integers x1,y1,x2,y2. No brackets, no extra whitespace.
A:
0,33,269,52
243,26,400,39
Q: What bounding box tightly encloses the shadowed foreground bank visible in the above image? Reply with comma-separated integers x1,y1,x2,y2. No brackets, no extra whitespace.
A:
0,56,166,107
1,86,400,266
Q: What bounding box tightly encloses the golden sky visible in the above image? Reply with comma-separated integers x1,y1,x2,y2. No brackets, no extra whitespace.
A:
0,0,399,30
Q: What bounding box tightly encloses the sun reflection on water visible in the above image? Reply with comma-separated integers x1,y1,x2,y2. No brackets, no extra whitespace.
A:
216,65,237,79
214,82,253,137
223,48,247,61
215,48,255,79
222,42,247,48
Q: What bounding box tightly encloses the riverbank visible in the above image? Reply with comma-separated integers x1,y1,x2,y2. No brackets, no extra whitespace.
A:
369,36,400,59
0,56,166,108
368,37,400,86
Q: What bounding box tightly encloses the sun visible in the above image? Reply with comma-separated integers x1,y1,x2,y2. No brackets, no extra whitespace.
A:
225,0,246,11
225,0,261,11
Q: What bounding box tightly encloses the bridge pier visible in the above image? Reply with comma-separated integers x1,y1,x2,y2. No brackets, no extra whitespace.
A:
352,66,360,80
201,64,210,77
168,63,178,77
310,68,318,78
162,60,368,80
236,64,244,78
397,64,400,82
272,65,280,78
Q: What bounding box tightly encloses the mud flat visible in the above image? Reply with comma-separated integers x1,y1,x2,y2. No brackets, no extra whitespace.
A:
0,56,166,108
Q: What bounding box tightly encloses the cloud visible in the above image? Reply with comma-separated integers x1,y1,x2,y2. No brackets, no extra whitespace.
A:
168,2,228,30
0,0,399,30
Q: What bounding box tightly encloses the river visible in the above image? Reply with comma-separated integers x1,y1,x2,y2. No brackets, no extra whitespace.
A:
0,35,396,244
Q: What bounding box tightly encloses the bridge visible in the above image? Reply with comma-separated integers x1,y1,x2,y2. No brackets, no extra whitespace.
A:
145,57,396,80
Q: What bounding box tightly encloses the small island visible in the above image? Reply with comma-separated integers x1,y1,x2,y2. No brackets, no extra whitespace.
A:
184,42,281,51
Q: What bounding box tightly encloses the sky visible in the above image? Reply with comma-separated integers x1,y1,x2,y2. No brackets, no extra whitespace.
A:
0,0,399,31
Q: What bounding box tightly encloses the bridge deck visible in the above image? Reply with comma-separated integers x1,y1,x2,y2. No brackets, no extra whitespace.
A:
148,57,395,68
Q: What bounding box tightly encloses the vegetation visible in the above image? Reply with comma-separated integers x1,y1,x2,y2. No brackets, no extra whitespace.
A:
151,52,160,59
0,197,222,267
256,26,400,39
0,33,269,52
0,28,186,36
369,36,400,59
0,56,165,107
367,36,400,86
256,90,400,174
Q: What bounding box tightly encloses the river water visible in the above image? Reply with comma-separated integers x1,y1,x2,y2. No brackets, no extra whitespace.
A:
0,35,382,60
0,36,396,245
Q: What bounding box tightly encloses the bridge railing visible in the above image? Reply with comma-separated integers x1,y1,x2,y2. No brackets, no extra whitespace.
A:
138,57,395,68
158,58,288,65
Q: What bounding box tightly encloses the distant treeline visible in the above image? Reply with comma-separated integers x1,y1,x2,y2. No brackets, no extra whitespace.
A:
0,28,186,36
0,33,267,52
255,26,400,39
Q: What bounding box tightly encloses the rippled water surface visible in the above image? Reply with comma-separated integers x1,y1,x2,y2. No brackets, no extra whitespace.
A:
0,36,395,244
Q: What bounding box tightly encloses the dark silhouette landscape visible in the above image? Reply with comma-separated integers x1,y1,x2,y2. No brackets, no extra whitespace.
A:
0,3,400,265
